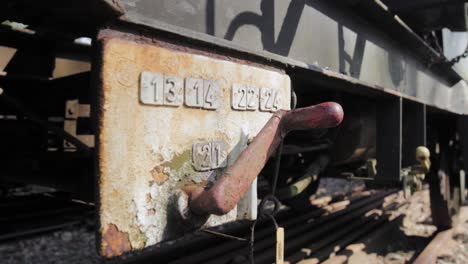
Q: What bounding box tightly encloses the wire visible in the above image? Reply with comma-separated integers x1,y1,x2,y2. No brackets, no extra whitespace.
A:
249,88,297,263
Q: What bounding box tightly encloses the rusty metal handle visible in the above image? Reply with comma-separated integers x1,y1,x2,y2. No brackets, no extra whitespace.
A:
189,102,344,215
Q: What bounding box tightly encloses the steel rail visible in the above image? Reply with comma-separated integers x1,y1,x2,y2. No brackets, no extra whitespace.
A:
170,192,375,264
202,190,395,264
124,194,360,264
413,229,454,264
251,191,395,264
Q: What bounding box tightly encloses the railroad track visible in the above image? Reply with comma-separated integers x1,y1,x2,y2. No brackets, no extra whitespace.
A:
414,229,453,264
413,206,468,264
1,187,415,264
117,188,404,264
0,192,94,242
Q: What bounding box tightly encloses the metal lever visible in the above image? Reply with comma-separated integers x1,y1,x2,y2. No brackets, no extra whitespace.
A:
188,102,344,215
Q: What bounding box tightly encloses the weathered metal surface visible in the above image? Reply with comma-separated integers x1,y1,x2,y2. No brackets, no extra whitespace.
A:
101,224,133,258
332,0,461,86
96,30,291,257
1,1,467,112
119,0,468,114
188,102,344,215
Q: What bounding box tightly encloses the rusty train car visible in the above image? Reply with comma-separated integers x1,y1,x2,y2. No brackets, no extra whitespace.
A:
0,0,467,260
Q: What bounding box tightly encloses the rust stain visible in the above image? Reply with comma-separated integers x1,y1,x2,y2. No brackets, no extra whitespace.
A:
150,166,169,185
101,224,132,257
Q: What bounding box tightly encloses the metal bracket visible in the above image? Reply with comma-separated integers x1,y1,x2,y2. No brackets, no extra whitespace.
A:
63,99,94,151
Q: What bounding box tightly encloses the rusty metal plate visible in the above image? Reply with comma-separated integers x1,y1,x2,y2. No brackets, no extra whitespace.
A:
97,33,290,257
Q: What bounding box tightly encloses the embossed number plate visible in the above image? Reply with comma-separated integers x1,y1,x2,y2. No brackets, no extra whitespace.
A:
96,30,290,257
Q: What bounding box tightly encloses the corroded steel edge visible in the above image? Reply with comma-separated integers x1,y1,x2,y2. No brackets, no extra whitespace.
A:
98,28,287,74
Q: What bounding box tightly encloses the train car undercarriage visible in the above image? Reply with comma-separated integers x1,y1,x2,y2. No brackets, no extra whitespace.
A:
0,0,468,262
